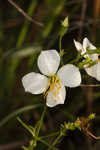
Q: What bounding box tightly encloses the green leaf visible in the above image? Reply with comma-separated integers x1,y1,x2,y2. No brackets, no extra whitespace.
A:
0,104,42,127
3,46,41,59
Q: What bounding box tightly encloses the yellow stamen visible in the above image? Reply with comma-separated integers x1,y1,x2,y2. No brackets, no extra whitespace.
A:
43,74,61,100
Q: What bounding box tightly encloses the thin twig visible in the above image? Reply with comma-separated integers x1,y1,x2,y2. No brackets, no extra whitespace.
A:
87,130,100,140
8,0,44,27
80,84,100,87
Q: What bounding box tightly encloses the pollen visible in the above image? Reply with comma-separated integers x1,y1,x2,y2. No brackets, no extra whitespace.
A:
43,74,61,100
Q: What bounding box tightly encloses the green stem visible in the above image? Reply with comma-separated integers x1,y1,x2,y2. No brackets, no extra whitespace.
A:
59,36,62,52
69,53,82,64
77,59,91,69
59,36,64,66
16,0,37,48
40,131,59,139
37,137,58,150
48,133,62,150
35,105,47,136
42,1,65,39
0,104,41,127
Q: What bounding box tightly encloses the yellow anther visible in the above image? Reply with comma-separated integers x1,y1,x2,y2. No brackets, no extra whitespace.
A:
43,74,61,100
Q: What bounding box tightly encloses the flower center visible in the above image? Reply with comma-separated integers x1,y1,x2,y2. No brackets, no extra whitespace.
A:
43,74,61,100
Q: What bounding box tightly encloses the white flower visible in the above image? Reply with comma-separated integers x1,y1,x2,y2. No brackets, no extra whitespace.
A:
74,38,100,81
22,50,81,107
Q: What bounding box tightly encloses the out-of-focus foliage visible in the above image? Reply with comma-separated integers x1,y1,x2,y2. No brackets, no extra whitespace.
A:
0,0,100,150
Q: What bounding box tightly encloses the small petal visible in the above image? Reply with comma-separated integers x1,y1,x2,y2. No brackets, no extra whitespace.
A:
22,72,48,94
85,64,97,78
46,84,66,107
57,64,81,87
85,62,100,81
83,38,96,50
74,39,85,55
83,38,98,60
38,50,60,76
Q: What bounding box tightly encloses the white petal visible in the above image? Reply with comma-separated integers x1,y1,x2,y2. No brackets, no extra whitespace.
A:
38,50,60,76
89,54,98,61
46,84,66,107
85,62,100,81
83,38,98,60
96,62,100,81
83,37,96,50
74,39,85,55
57,64,81,87
22,72,48,94
84,64,97,78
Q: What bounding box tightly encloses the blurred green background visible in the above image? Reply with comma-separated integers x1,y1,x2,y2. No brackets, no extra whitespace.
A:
0,0,100,149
